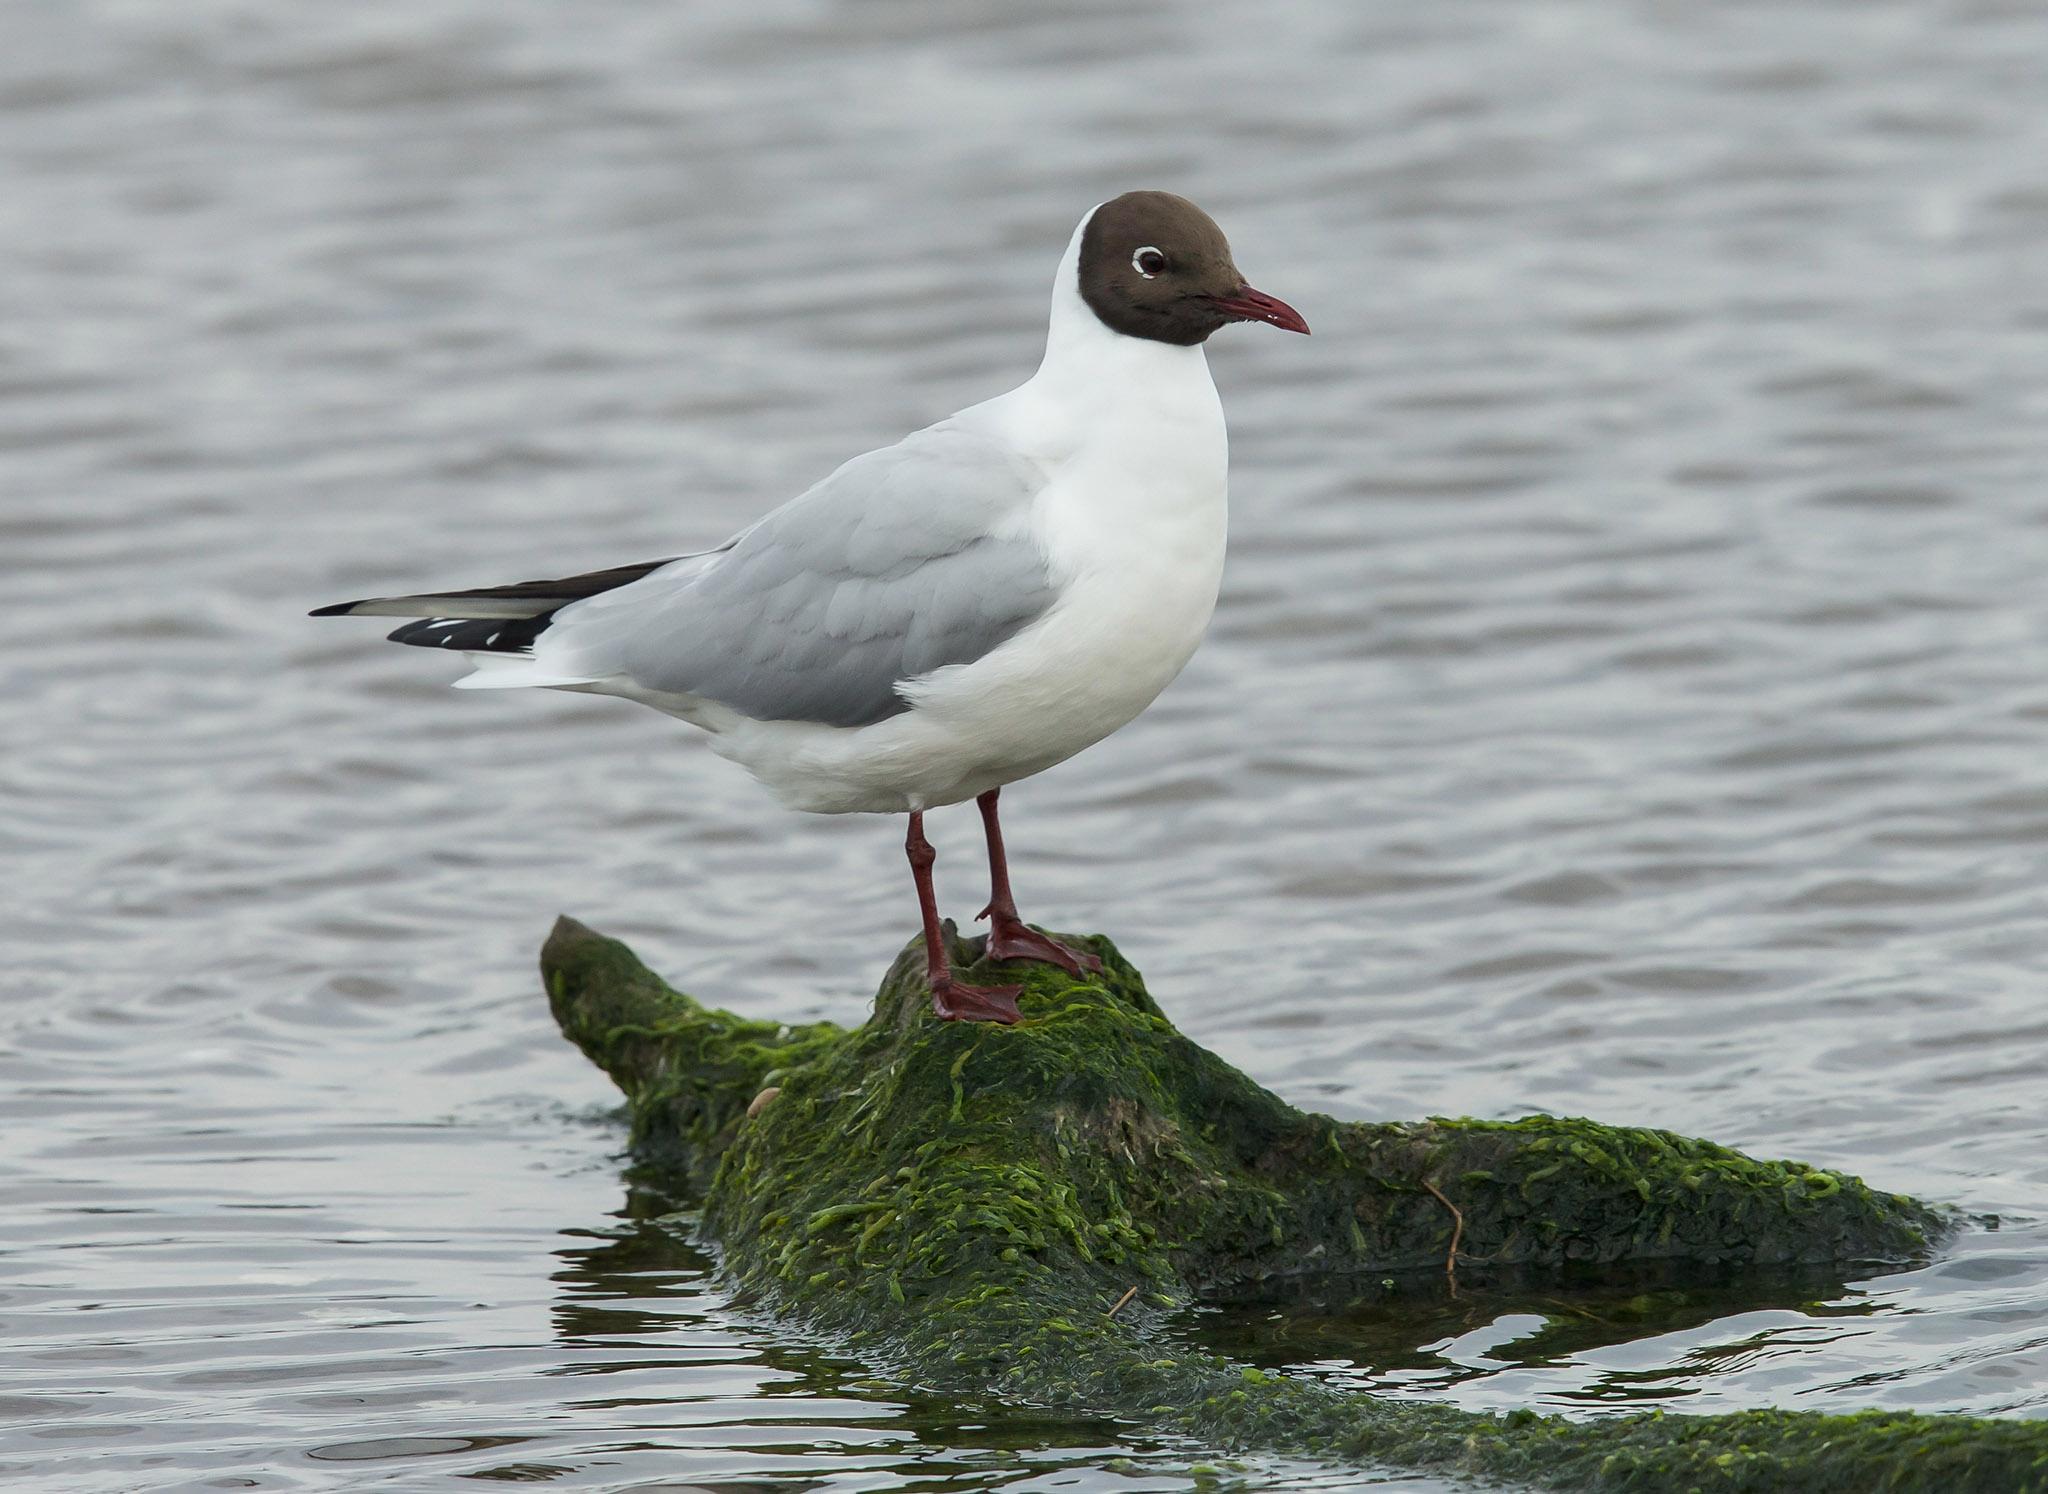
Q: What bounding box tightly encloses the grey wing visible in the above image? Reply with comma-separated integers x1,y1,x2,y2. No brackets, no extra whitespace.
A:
554,425,1057,728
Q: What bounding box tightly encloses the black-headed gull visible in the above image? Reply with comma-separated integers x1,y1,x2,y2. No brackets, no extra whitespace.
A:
316,191,1308,1023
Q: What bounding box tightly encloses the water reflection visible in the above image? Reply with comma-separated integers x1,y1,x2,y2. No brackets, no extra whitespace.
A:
543,1192,1372,1492
1194,1260,1889,1409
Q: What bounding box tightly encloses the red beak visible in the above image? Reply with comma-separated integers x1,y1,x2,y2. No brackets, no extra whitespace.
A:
1208,284,1310,335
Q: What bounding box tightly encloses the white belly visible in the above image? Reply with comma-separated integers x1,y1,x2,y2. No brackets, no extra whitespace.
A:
685,550,1219,814
684,466,1227,815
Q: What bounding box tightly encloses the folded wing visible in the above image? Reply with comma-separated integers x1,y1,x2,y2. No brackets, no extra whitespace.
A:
320,423,1059,731
580,425,1056,728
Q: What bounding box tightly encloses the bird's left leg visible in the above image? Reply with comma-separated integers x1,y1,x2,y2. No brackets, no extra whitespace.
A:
974,787,1103,976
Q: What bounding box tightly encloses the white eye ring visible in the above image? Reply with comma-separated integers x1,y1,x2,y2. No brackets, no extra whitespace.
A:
1132,246,1166,278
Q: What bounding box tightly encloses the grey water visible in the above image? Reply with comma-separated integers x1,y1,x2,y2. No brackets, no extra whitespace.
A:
4,1,2046,1489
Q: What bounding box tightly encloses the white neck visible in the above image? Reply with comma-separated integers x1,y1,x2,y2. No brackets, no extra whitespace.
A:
1034,212,1216,402
966,210,1226,468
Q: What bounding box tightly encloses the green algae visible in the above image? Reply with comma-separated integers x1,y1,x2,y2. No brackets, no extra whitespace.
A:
543,914,2046,1493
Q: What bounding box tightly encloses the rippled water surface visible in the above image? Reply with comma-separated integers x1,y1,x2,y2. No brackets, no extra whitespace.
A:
6,1,2048,1488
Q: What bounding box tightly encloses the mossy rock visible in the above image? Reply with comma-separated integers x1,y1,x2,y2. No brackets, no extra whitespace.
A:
545,916,2046,1493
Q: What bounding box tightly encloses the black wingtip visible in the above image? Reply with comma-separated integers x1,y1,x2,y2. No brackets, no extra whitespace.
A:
310,600,363,617
385,613,550,652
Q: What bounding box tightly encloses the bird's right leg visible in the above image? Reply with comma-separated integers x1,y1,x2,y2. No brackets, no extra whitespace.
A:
906,812,1022,1024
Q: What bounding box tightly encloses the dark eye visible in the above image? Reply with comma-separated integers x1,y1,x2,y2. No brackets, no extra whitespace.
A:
1132,247,1168,278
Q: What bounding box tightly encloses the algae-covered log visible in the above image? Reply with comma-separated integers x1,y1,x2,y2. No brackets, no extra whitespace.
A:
546,916,2047,1493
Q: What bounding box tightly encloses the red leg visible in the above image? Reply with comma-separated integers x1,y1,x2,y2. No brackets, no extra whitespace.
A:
907,811,1021,1024
974,789,1102,975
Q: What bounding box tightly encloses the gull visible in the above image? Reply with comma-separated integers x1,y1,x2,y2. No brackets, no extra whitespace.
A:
315,191,1308,1023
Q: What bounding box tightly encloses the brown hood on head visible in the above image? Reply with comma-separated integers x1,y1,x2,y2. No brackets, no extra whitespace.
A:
1077,190,1308,346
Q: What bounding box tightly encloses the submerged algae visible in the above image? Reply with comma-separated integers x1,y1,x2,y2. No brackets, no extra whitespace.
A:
545,916,2046,1493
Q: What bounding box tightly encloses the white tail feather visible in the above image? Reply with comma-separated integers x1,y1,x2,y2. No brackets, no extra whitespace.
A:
452,654,598,690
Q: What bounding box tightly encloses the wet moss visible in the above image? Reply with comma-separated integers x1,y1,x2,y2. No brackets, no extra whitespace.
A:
543,915,2044,1493
545,915,843,1189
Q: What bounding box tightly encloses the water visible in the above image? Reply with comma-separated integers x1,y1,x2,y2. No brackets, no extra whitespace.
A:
5,0,2047,1487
